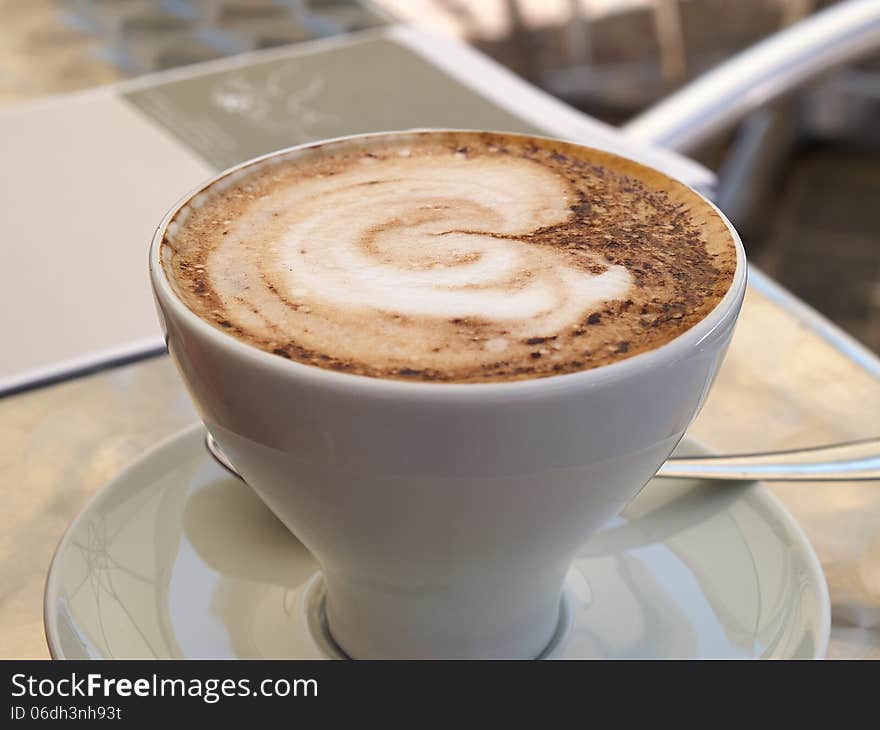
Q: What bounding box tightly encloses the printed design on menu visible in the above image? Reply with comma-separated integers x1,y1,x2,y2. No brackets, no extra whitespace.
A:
210,64,340,140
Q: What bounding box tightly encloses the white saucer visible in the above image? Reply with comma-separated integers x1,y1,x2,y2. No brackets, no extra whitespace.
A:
45,424,830,659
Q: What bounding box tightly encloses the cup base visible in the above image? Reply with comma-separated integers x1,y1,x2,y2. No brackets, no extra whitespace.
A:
301,573,574,660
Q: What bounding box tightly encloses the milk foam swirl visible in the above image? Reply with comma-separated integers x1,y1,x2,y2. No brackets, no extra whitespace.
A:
263,156,630,333
211,156,630,346
163,132,737,382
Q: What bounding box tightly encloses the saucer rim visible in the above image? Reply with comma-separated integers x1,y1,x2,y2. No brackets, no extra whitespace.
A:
43,423,209,660
44,421,831,660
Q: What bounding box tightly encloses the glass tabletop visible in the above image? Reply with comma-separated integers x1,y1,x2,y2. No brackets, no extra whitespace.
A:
2,1,879,660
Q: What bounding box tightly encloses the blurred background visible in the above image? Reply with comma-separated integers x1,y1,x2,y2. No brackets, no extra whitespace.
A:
3,0,878,351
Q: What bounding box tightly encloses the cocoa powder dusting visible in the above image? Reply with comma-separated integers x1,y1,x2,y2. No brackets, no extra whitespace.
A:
161,131,737,383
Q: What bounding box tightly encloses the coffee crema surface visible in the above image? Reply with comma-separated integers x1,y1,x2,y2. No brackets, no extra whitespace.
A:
161,131,737,383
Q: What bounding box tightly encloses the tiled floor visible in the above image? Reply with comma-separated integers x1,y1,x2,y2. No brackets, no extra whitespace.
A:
0,0,385,102
750,142,880,352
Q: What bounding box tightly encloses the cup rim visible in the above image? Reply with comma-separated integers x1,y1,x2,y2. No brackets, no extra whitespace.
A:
149,128,747,398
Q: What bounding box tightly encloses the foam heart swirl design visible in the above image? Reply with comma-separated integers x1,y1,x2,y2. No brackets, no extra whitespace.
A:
208,154,632,347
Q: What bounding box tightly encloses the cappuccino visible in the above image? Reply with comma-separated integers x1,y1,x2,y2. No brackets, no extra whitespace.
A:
161,131,736,383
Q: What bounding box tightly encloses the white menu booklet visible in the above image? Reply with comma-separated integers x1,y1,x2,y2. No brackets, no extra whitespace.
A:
0,25,712,396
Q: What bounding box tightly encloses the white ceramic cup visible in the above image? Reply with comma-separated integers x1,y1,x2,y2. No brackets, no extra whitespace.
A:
150,131,747,659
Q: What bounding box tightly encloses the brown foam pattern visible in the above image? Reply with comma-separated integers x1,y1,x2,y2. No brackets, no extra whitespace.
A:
162,131,736,383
